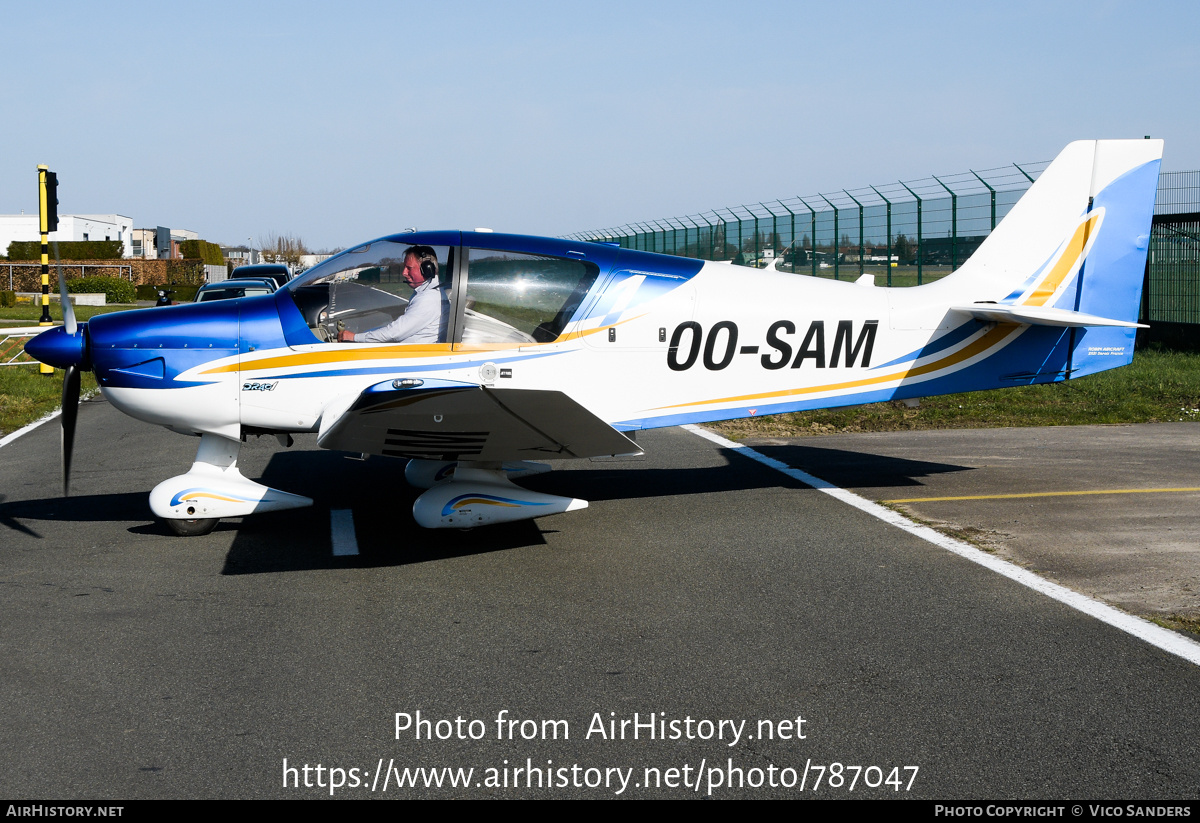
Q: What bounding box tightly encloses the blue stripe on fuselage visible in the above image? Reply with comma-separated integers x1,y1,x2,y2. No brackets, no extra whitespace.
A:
872,320,983,369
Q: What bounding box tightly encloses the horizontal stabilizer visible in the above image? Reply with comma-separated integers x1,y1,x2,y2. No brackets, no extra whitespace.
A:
950,303,1147,329
318,382,641,462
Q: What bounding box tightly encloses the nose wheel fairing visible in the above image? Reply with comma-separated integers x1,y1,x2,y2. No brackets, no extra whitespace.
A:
149,433,313,523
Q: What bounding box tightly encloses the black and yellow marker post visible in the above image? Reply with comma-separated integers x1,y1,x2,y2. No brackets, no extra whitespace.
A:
37,164,59,374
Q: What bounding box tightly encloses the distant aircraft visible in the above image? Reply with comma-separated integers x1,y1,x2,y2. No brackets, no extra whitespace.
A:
25,139,1161,535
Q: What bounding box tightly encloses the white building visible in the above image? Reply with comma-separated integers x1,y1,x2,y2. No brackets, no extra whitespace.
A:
0,213,134,257
130,227,200,259
298,253,333,270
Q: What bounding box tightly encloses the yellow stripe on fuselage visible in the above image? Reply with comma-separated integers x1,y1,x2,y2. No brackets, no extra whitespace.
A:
201,320,627,376
201,344,456,375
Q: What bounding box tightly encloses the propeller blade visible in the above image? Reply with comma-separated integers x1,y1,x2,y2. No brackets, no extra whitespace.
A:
52,241,76,335
61,364,80,497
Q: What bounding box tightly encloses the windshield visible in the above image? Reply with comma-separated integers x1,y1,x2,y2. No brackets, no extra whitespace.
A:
286,240,452,344
288,241,410,292
197,285,273,301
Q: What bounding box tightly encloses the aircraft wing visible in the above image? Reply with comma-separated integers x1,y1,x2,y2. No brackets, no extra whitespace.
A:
317,380,641,462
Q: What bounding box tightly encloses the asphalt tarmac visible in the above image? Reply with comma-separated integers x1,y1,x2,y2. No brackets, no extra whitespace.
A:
2,396,1199,799
740,424,1200,623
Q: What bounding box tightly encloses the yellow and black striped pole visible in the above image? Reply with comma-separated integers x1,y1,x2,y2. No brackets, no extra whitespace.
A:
37,164,58,373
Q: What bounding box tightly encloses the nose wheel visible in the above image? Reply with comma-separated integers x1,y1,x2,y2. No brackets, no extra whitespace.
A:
167,517,219,537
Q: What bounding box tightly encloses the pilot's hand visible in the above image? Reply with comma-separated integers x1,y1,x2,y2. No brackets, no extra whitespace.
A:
337,329,355,343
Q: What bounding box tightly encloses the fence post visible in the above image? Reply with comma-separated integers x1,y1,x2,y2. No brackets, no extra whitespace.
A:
776,201,795,272
871,186,892,287
971,170,997,231
818,194,839,280
703,214,717,261
722,208,742,263
933,176,958,271
748,206,760,264
798,197,817,277
765,203,778,262
844,190,865,276
899,180,923,285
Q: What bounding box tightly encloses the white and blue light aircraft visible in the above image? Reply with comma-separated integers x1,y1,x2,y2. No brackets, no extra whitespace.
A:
26,139,1161,535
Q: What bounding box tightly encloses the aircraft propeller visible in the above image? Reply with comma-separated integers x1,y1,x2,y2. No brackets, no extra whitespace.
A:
53,245,79,496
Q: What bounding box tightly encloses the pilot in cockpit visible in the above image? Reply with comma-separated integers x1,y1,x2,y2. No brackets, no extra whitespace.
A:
337,245,446,344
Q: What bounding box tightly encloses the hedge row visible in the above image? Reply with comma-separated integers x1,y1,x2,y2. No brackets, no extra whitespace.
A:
66,276,136,303
179,239,225,266
5,240,124,260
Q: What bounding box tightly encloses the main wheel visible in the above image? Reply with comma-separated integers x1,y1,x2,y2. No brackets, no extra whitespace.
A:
166,517,219,537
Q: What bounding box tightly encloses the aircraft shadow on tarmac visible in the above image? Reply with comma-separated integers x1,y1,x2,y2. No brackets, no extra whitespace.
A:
0,442,969,570
735,443,973,490
215,444,972,575
0,491,151,539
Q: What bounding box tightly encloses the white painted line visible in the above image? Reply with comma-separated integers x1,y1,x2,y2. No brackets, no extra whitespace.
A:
331,509,359,556
0,390,98,450
0,407,63,449
684,424,1200,668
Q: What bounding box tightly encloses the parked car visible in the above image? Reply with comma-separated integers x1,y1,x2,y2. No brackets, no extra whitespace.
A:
193,277,278,303
230,263,292,288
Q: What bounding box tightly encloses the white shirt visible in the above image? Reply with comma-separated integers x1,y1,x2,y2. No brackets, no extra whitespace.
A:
353,278,446,344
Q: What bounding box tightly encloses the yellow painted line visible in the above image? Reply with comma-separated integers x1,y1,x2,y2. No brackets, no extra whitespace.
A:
884,487,1200,504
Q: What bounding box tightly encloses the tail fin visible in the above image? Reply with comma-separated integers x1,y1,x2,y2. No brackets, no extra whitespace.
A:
954,138,1162,376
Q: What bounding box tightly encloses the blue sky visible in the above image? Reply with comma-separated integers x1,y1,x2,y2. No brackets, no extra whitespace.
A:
1,0,1195,250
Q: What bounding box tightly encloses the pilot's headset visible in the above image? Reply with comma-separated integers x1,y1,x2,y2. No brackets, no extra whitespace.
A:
409,246,439,284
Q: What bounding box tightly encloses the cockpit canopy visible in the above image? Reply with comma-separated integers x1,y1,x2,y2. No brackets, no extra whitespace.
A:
287,237,600,345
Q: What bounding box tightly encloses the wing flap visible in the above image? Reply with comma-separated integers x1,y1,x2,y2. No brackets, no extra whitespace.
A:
317,383,640,462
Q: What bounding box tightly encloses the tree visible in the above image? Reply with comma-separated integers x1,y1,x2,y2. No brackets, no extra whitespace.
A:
894,233,915,264
258,233,309,267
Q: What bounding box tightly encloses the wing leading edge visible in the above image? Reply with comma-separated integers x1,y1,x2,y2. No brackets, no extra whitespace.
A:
317,381,641,462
